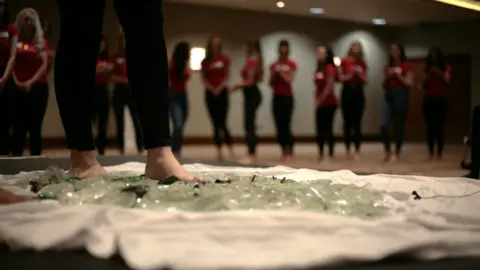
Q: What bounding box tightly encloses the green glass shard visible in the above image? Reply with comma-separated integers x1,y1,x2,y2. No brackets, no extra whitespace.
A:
158,176,180,185
37,193,57,200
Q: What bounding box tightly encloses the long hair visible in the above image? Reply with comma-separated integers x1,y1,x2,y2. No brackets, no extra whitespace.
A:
172,41,190,80
347,40,364,60
99,35,109,61
388,43,407,67
426,47,446,72
247,39,263,79
15,8,44,50
316,46,335,72
204,36,221,63
0,0,10,26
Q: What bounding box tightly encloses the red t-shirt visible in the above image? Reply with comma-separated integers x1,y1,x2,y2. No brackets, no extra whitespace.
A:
0,24,17,66
384,62,411,89
241,57,262,83
14,40,49,84
109,53,127,81
424,65,451,98
201,55,230,88
340,57,367,86
96,54,110,84
269,59,297,96
169,60,191,91
314,64,337,105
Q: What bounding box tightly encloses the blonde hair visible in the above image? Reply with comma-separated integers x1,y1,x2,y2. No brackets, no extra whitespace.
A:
15,8,44,50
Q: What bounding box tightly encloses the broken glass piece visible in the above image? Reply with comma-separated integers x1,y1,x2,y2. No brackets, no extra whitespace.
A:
158,176,180,185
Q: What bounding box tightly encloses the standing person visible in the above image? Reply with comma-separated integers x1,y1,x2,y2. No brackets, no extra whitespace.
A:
93,36,112,156
230,40,264,164
270,39,296,162
339,41,367,160
381,43,412,162
169,41,191,158
201,36,234,161
111,32,143,154
423,47,451,161
0,0,17,156
314,46,338,161
54,0,202,182
11,8,49,156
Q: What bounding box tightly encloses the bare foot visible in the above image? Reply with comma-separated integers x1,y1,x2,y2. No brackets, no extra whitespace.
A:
216,149,224,161
228,146,236,160
282,155,295,163
145,147,204,183
68,150,108,179
238,155,256,165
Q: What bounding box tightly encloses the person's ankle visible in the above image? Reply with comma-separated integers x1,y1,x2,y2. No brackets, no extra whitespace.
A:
146,147,173,163
70,150,99,167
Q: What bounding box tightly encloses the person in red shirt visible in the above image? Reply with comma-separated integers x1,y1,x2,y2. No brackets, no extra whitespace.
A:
111,32,143,155
338,41,367,160
381,43,413,162
423,47,451,161
314,46,338,160
93,36,112,156
169,41,191,157
10,8,49,156
201,36,234,161
269,39,297,162
230,40,264,164
0,0,17,156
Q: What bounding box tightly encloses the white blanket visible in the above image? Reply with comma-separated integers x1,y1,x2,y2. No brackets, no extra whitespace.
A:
1,162,480,270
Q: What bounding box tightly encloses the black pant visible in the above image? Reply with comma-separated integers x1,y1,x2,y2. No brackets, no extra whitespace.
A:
341,84,365,152
169,90,188,153
273,94,294,155
113,83,143,152
243,85,262,154
92,83,109,155
55,0,170,151
381,86,410,154
11,83,49,156
205,88,232,148
316,105,337,156
0,66,14,155
423,97,447,157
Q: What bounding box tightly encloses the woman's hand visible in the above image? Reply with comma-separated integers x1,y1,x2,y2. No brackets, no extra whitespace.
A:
0,188,34,204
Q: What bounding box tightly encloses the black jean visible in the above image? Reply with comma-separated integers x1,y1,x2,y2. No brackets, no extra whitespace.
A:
0,65,14,155
423,96,447,157
205,88,232,148
55,0,170,151
316,105,337,156
11,83,49,156
243,85,262,154
273,94,294,155
341,84,365,152
381,86,410,154
113,83,143,152
92,83,109,155
169,90,188,153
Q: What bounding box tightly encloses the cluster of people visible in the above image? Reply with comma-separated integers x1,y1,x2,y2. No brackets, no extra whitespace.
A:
168,37,452,164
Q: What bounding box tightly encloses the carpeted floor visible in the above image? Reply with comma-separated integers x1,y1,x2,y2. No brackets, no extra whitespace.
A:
41,142,469,177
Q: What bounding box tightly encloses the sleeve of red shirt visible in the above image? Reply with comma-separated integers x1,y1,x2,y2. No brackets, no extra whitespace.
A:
361,60,368,71
402,62,412,73
290,60,297,71
326,64,336,78
8,24,18,36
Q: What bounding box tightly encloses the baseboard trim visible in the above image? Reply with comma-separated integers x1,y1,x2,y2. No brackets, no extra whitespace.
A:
40,135,382,148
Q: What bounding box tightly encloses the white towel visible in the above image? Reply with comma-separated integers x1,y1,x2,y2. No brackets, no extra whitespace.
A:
1,162,480,270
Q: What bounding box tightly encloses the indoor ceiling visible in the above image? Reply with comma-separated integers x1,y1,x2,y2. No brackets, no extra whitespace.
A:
166,0,480,25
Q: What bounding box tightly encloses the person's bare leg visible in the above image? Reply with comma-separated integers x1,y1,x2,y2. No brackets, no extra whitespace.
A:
145,146,204,182
68,150,108,178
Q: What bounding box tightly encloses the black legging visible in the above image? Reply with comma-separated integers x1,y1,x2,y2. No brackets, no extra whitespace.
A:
341,84,365,152
316,105,337,156
55,0,170,151
11,83,49,156
93,83,109,155
205,88,232,148
423,97,447,157
273,94,294,155
243,85,262,155
113,83,143,152
0,65,14,155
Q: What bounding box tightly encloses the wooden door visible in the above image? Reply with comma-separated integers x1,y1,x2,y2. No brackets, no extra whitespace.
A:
405,54,472,142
